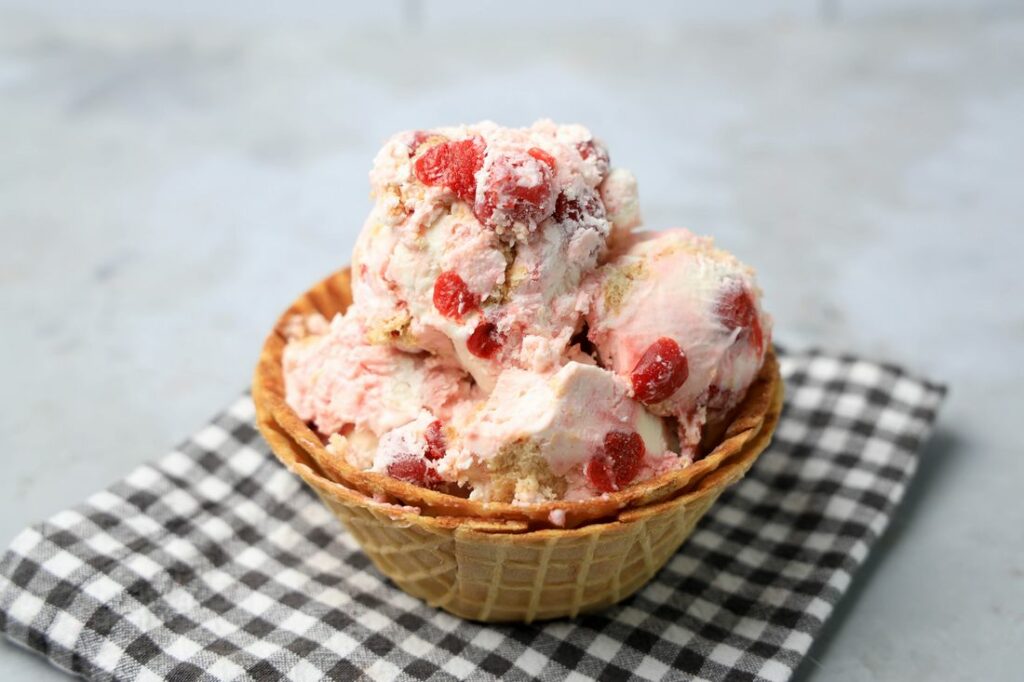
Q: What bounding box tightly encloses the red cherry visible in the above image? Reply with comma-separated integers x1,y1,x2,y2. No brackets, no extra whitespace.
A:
386,456,440,487
605,431,645,487
527,147,557,169
475,149,556,228
467,321,502,359
414,136,485,204
717,286,764,351
585,458,614,493
423,420,447,461
554,190,605,225
554,193,579,222
433,271,478,321
586,430,645,493
630,337,689,405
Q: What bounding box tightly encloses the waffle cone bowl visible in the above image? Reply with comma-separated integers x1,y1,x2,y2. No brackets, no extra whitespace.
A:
253,269,783,622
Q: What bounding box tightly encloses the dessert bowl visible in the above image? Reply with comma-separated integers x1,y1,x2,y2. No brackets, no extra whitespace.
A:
253,268,783,622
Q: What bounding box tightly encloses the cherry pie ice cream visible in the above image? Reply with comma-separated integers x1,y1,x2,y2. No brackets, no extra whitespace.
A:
282,120,771,505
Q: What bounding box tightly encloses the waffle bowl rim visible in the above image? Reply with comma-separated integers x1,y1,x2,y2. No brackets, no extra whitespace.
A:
253,267,782,529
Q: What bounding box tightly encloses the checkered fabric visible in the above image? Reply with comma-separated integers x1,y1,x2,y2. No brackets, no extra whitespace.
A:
0,349,945,682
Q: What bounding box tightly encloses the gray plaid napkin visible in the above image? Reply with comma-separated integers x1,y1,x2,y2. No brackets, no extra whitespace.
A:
0,348,945,682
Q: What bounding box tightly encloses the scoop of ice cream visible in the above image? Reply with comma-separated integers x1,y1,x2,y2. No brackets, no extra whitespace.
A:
351,120,615,390
585,229,771,452
283,311,475,441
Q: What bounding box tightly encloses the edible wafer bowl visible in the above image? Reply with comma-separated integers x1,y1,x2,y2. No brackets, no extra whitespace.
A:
256,269,781,526
255,379,782,622
252,269,783,622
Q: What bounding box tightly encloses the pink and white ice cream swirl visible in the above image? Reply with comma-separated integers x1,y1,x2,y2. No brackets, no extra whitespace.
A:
585,229,772,452
351,120,633,391
282,121,770,505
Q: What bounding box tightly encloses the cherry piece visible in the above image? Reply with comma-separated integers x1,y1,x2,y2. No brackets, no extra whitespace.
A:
424,420,447,461
413,136,485,203
528,147,557,169
605,431,645,487
467,321,502,359
716,286,764,351
586,430,646,493
387,456,440,487
475,149,556,228
433,271,478,321
630,337,689,404
584,458,614,493
554,190,605,225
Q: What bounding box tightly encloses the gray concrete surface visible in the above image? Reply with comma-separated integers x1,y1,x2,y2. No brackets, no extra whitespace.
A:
2,2,1022,680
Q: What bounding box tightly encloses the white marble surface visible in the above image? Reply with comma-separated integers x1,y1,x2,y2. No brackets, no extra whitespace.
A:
2,3,1023,680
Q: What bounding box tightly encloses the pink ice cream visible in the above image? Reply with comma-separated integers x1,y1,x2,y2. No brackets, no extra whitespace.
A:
283,312,475,448
282,121,770,504
586,229,772,451
443,361,678,502
351,120,631,391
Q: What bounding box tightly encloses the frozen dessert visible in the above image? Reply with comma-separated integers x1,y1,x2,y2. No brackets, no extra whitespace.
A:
282,312,475,448
351,120,625,392
282,120,771,505
256,119,783,622
586,229,770,453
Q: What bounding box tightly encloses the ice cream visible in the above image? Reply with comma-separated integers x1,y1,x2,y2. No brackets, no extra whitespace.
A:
442,361,677,502
282,312,476,461
351,120,620,391
282,121,771,504
586,229,772,452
